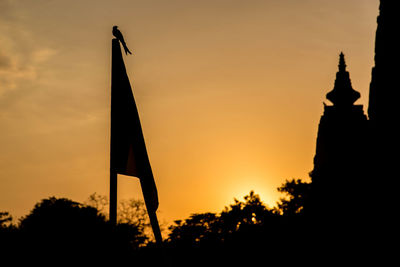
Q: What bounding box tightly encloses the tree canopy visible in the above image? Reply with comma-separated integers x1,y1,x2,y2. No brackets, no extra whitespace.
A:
1,178,313,265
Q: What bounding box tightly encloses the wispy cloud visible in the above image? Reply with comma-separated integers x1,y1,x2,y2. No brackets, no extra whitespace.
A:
0,0,59,96
0,50,11,70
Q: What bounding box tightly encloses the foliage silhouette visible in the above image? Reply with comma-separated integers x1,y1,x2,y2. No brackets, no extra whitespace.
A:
16,197,147,264
167,191,274,247
85,192,109,214
168,212,219,248
0,211,17,256
0,181,348,266
275,178,311,216
0,177,364,266
86,193,156,242
0,211,13,227
165,190,309,266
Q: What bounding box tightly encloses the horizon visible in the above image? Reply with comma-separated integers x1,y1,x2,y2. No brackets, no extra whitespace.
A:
0,0,379,224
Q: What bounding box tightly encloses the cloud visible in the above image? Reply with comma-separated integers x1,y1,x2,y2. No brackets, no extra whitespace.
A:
32,48,58,63
0,1,59,98
0,51,11,69
0,0,14,19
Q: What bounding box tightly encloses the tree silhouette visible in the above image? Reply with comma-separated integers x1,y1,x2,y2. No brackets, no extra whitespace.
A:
85,192,109,214
168,212,219,248
275,178,311,216
17,197,147,264
167,191,274,248
0,179,361,266
85,193,155,243
0,212,12,228
0,211,17,255
166,191,300,266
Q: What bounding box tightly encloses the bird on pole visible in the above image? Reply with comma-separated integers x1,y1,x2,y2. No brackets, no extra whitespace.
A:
113,25,133,55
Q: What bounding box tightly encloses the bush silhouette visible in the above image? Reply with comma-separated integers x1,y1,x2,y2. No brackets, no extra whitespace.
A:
18,197,146,264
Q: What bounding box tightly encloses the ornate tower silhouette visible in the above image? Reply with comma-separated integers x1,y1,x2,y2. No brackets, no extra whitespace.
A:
311,53,368,217
367,0,400,219
306,1,397,256
368,0,400,126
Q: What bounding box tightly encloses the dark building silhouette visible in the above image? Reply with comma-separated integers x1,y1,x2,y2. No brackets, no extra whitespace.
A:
367,0,400,225
368,0,400,126
311,53,368,218
310,0,399,240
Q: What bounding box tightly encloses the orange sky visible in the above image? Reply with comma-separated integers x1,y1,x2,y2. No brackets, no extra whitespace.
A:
0,0,379,224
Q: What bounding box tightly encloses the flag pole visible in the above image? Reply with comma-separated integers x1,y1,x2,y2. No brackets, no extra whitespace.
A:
109,170,118,225
110,32,163,250
148,210,170,267
110,37,118,226
148,210,163,245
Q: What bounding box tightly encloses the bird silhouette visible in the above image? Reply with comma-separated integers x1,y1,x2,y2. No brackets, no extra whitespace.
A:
113,26,132,55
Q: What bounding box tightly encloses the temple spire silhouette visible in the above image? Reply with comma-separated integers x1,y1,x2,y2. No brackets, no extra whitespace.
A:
306,0,399,258
310,52,368,218
326,52,361,107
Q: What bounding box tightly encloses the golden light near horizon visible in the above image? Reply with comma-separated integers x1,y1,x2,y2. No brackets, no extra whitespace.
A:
0,0,379,224
224,175,279,208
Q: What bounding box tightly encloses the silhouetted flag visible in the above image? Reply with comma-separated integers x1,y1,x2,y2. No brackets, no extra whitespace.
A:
110,38,158,213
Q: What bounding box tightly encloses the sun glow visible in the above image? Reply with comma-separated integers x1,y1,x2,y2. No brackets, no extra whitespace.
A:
222,173,281,209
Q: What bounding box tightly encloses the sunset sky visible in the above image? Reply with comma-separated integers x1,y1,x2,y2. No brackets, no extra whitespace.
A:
0,0,379,224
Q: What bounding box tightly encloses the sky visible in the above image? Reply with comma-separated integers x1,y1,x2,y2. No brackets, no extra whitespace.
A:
0,0,379,225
